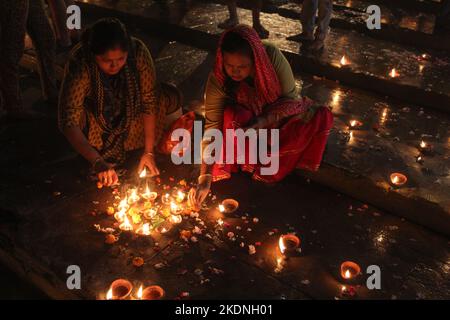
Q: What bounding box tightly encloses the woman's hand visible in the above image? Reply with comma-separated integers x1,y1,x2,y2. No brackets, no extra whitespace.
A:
94,159,119,187
188,174,213,211
138,152,160,177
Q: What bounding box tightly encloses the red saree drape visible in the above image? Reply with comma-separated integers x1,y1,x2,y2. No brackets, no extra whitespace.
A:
211,25,333,182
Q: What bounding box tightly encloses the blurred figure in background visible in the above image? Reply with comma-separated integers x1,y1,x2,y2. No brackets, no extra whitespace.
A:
218,0,269,39
47,0,81,48
0,0,57,119
434,0,450,35
294,0,333,51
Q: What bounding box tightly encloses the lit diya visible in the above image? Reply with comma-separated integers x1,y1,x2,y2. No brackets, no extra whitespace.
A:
389,68,399,78
176,190,186,203
136,223,152,236
169,214,183,224
107,279,133,300
340,261,361,280
418,140,433,154
278,234,300,254
390,173,407,187
170,201,183,215
119,215,133,231
339,55,350,67
219,199,239,214
144,207,158,219
142,185,158,201
348,120,363,129
141,285,165,300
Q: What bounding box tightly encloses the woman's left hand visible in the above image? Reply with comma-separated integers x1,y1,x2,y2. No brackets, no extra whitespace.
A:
138,152,160,177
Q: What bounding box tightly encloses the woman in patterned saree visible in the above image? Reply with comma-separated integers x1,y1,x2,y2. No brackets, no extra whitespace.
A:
58,18,181,186
189,25,333,207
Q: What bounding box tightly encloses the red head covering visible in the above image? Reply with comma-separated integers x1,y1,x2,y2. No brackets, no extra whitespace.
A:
213,25,282,115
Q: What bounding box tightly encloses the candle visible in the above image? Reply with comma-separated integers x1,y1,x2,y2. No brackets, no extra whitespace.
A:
109,279,133,300
141,285,165,300
340,261,361,280
389,68,399,78
220,199,239,214
278,234,300,254
390,173,407,187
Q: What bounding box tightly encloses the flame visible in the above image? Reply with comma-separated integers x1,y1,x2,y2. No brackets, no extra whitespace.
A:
148,208,157,219
217,218,224,226
106,288,113,300
137,285,143,300
141,223,151,235
176,190,185,203
392,175,399,184
160,227,168,234
344,270,351,279
129,189,139,204
218,204,225,213
389,68,399,78
340,55,348,66
119,215,133,231
118,197,128,211
170,215,182,224
420,140,426,148
279,236,286,254
139,168,147,178
417,156,422,162
341,285,347,293
115,208,126,222
350,120,357,127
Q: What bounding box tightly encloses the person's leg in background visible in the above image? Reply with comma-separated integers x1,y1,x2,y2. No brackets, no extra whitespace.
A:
46,0,71,48
309,0,332,51
218,0,239,29
299,0,317,41
0,0,36,118
27,0,58,108
252,0,269,39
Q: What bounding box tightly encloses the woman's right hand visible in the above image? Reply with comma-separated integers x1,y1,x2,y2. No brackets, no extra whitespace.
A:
188,174,213,211
94,158,119,187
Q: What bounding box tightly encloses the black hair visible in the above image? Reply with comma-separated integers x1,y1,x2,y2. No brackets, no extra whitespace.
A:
82,18,131,55
221,31,254,99
221,31,254,61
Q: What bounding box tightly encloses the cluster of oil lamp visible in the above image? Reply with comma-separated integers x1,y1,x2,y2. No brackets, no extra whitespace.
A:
105,279,164,300
113,168,188,236
337,55,400,79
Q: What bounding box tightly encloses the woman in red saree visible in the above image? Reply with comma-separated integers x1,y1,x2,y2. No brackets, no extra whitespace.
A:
189,25,333,207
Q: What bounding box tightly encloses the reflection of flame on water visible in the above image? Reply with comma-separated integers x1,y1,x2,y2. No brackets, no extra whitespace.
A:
106,288,113,300
380,108,388,125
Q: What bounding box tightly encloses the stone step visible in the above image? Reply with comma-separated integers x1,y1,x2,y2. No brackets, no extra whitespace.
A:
75,1,450,114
